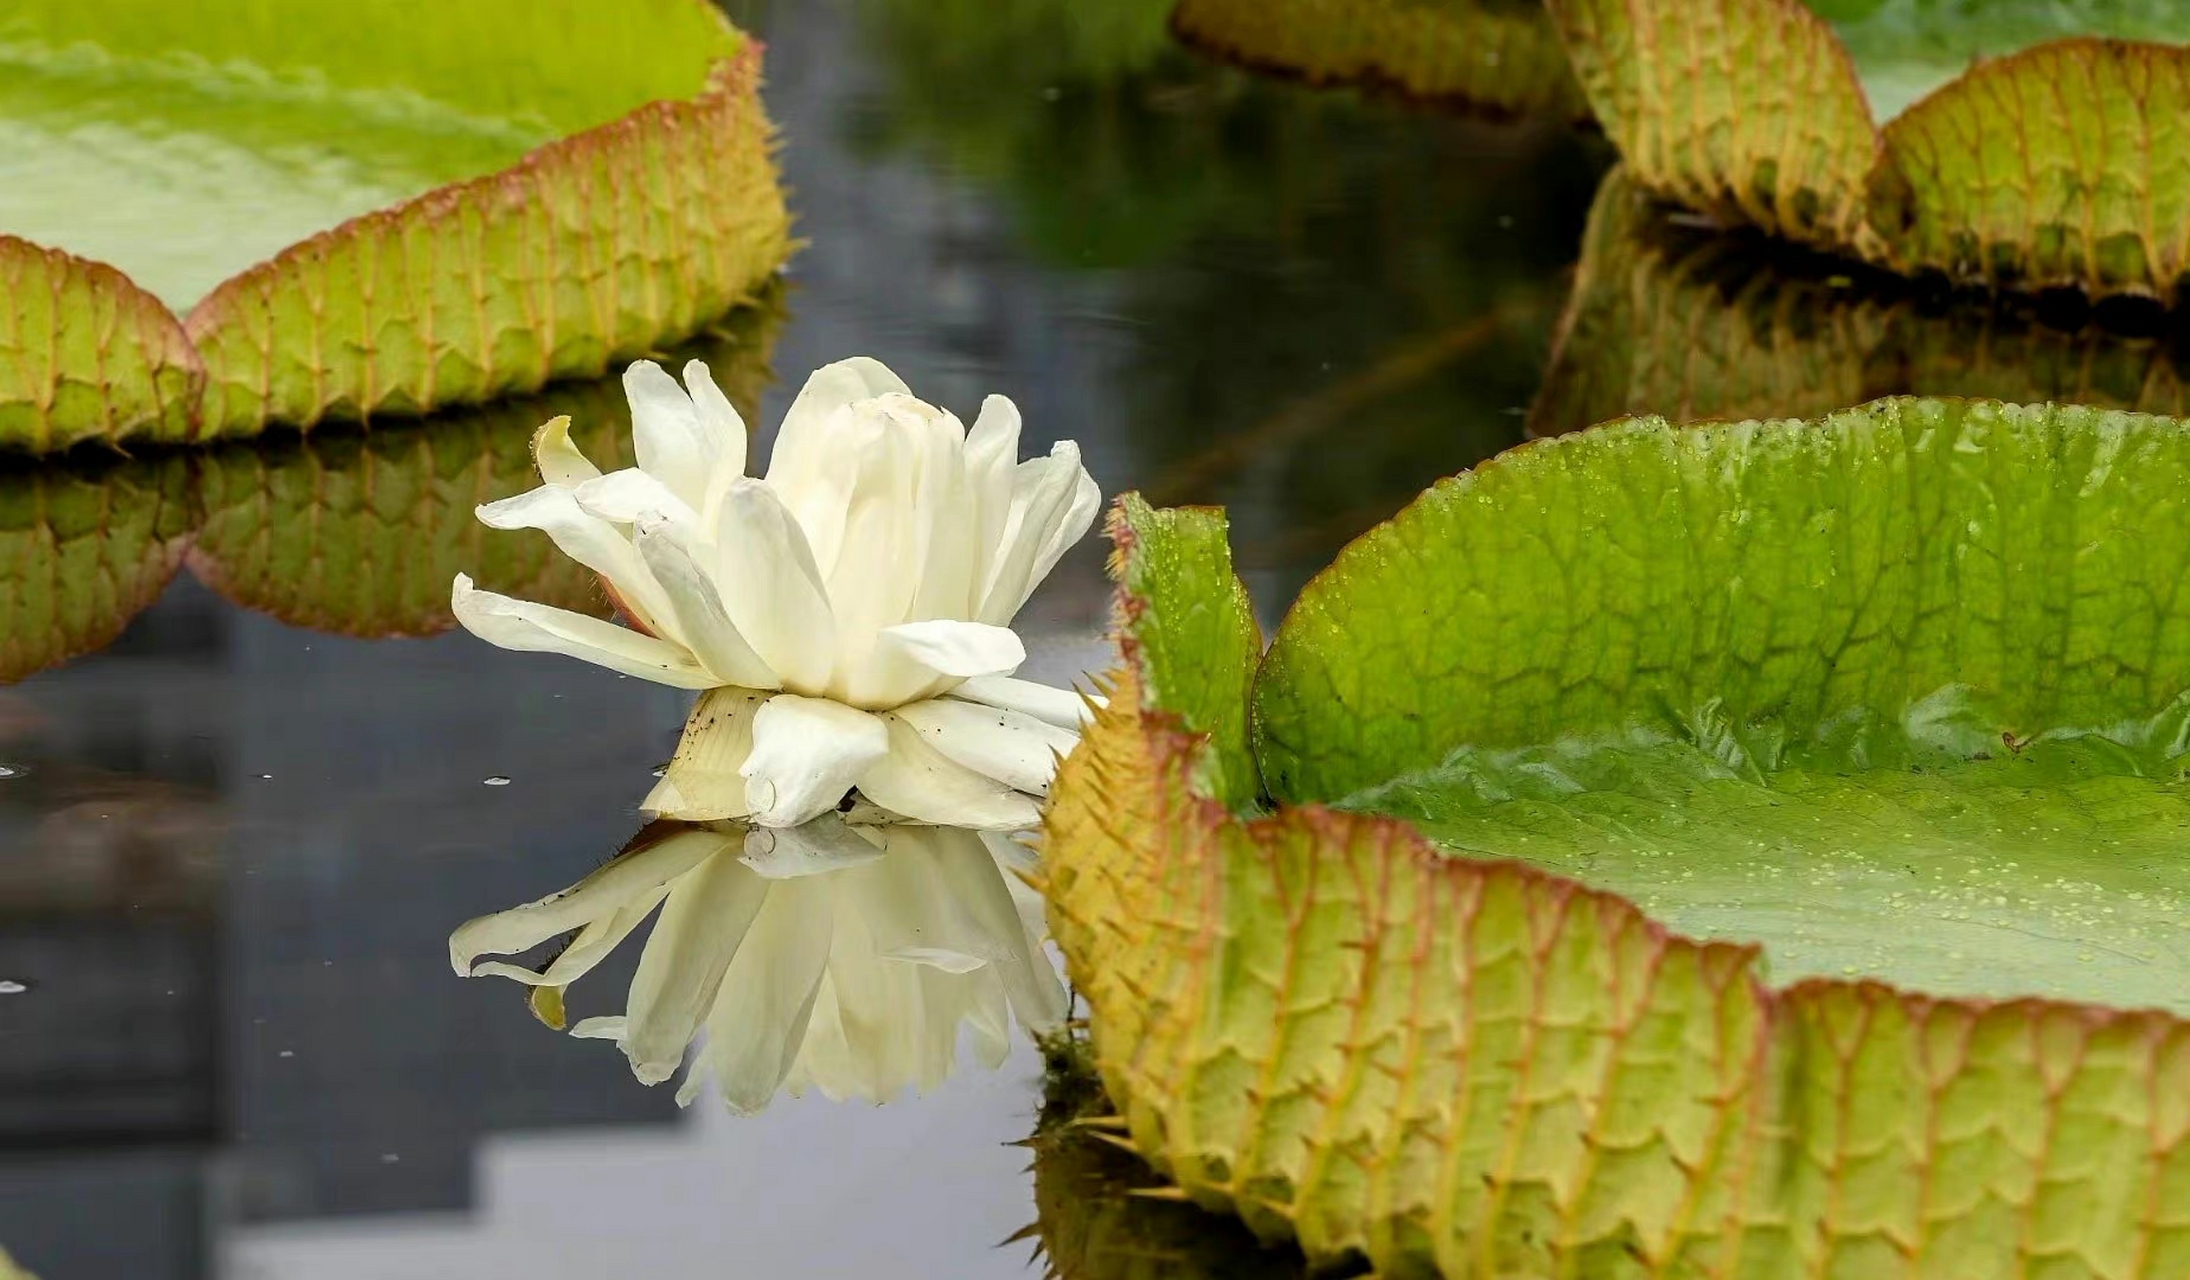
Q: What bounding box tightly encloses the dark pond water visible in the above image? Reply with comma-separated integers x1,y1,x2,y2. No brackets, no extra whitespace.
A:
6,2,2187,1278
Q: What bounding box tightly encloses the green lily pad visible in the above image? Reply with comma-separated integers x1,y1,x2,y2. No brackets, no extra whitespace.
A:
0,0,789,450
1170,0,1587,119
1548,0,2190,298
1530,168,2190,436
0,446,195,683
187,295,781,637
1045,402,2190,1276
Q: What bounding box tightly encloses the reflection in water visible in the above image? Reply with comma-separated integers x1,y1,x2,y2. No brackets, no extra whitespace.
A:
451,816,1064,1113
0,449,196,683
0,292,780,684
1530,168,2190,437
1025,1062,1313,1280
855,0,1608,592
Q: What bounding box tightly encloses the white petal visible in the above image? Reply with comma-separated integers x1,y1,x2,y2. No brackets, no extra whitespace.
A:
451,575,714,688
634,516,778,689
739,815,885,880
765,357,910,503
474,484,671,633
532,415,603,489
642,688,767,821
965,395,1021,594
905,826,1066,1034
950,674,1099,729
624,360,717,511
573,468,700,528
877,620,1025,680
621,850,770,1084
742,695,890,827
683,358,747,479
467,885,670,988
715,480,837,695
682,877,834,1112
448,828,724,976
570,1016,628,1041
1026,466,1102,606
892,697,1077,796
856,714,1043,829
978,442,1096,625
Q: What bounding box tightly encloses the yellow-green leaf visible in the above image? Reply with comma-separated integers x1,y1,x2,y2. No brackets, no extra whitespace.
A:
187,300,780,636
0,235,201,452
0,447,195,683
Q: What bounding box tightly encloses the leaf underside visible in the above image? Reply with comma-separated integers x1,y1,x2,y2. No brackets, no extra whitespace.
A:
0,0,790,451
1529,168,2190,437
1047,410,2190,1277
1169,0,1587,120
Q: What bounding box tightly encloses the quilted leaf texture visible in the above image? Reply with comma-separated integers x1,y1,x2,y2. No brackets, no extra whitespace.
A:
1528,169,2190,436
1045,421,2190,1276
187,298,780,637
0,236,203,453
1544,0,1879,251
184,49,789,437
1871,39,2190,299
1170,0,1586,120
0,448,195,683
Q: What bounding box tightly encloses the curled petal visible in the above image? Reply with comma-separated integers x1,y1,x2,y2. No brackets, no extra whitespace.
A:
742,695,890,827
683,359,747,480
532,415,603,489
949,674,1100,729
474,483,671,633
643,687,768,821
573,467,701,529
625,360,720,511
965,395,1021,589
858,714,1042,830
979,441,1099,625
634,516,778,690
877,620,1025,680
448,828,725,976
451,575,714,688
892,697,1077,797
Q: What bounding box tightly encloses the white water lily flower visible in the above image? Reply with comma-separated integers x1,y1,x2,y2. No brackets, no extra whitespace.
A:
449,818,1065,1111
451,356,1101,828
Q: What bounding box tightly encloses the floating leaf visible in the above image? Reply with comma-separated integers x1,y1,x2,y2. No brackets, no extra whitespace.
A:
0,447,195,684
1048,402,2190,1276
1530,168,2190,435
1548,0,2190,298
0,236,201,451
187,297,781,637
0,0,788,449
1171,0,1586,119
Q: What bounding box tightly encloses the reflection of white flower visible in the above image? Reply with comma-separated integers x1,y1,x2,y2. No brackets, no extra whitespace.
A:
449,818,1066,1111
452,357,1101,827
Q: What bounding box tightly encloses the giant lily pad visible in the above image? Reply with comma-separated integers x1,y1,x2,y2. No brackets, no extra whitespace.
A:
0,0,789,450
1530,168,2190,436
1046,399,2190,1277
1549,0,2190,298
